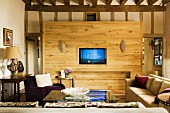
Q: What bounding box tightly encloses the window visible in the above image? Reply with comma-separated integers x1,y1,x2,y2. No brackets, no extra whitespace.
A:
154,38,162,66
84,12,100,21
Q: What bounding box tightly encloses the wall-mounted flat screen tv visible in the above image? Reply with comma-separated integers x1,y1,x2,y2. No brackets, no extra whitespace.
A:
79,48,106,64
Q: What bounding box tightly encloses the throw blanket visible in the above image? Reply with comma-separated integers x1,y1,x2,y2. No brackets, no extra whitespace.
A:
155,88,170,104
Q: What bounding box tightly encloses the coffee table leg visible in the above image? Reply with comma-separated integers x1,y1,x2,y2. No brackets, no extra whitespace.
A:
72,78,74,87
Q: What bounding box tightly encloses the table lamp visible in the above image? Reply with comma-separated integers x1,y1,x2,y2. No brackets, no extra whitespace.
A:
3,46,22,78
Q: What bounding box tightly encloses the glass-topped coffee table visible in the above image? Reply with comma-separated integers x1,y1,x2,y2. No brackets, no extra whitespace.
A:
41,90,118,107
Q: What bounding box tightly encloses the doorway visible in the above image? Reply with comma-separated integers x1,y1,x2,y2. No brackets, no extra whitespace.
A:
26,37,41,75
143,37,162,76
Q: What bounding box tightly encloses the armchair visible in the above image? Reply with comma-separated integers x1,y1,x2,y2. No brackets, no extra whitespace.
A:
24,76,65,102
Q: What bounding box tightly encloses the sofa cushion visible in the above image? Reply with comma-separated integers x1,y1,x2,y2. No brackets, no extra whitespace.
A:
35,73,53,87
146,77,154,90
129,87,153,95
137,95,158,107
159,81,170,93
132,75,148,89
149,78,162,95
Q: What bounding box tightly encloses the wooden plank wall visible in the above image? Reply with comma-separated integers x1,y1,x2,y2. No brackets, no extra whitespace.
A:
43,21,142,91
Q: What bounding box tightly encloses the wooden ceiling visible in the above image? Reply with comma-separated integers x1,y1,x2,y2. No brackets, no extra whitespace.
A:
22,0,169,12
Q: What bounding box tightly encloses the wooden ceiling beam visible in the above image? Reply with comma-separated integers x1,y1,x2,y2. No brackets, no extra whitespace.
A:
63,0,70,5
78,0,84,5
135,0,144,5
120,0,128,5
36,0,44,5
162,0,170,4
49,0,56,5
148,0,159,5
25,5,166,12
22,0,31,5
106,0,113,5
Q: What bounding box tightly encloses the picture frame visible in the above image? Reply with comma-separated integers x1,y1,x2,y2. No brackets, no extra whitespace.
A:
60,70,65,78
3,28,13,46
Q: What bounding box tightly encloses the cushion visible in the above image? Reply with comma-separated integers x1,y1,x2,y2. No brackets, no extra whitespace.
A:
155,87,170,104
128,87,153,95
35,73,53,87
146,77,154,90
149,78,162,95
132,75,148,89
137,94,159,107
159,81,170,93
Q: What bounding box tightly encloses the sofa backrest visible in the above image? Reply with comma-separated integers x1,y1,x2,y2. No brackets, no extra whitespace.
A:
146,76,154,90
24,76,38,88
159,81,170,93
148,74,170,95
149,78,163,95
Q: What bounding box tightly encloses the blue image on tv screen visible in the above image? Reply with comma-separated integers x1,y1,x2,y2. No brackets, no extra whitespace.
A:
79,48,106,64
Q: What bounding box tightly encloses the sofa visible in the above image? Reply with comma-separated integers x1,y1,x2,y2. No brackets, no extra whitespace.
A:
0,107,168,113
24,75,65,102
125,74,170,112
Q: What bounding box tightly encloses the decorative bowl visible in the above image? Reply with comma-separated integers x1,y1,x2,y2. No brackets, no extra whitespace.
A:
61,87,90,97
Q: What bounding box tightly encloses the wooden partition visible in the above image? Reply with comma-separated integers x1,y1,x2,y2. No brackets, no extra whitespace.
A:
43,21,142,91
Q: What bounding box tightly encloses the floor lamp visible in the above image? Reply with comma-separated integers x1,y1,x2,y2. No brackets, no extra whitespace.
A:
3,47,22,78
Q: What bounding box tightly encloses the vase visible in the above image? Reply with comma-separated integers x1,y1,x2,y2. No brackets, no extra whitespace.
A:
65,74,70,78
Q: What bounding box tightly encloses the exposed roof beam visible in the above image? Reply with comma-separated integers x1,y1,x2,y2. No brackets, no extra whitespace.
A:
162,0,170,4
25,5,166,12
135,0,144,5
36,0,44,5
143,33,163,38
22,0,31,5
106,0,113,5
78,0,84,5
63,0,70,5
92,0,98,6
148,0,159,5
120,0,128,5
49,0,56,5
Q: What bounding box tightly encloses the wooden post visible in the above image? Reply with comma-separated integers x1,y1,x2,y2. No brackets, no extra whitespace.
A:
39,11,43,73
69,12,72,21
24,11,29,74
54,12,58,21
151,12,154,34
125,12,128,21
140,12,143,21
111,12,114,21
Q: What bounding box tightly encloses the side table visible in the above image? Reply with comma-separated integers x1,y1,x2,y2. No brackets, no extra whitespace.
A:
0,75,26,102
58,77,75,87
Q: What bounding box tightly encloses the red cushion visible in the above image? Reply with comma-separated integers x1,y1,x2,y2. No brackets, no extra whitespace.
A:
132,75,149,89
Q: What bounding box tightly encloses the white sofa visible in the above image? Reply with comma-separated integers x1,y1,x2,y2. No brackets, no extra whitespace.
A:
125,74,170,112
0,107,168,113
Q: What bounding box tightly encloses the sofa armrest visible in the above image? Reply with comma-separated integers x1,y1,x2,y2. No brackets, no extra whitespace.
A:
25,87,48,101
125,79,134,87
53,83,65,89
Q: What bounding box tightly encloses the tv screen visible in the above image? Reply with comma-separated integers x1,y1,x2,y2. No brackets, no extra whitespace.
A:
79,48,106,64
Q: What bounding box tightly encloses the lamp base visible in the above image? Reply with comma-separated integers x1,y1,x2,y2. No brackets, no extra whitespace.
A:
7,59,18,78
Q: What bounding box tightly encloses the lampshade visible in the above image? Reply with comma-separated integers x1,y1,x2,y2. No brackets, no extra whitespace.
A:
3,46,22,59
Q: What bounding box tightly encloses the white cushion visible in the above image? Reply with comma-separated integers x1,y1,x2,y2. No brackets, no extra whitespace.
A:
35,73,53,87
